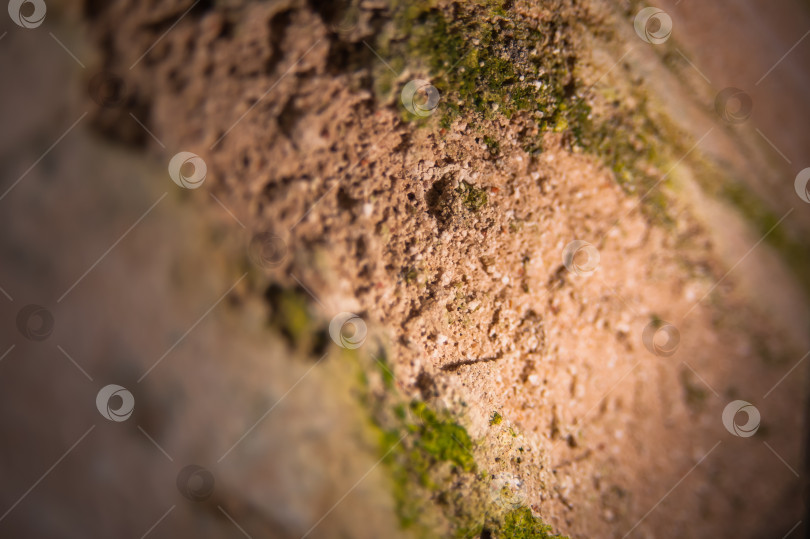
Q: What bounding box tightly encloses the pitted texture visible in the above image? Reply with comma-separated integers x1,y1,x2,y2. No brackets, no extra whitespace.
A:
77,0,805,537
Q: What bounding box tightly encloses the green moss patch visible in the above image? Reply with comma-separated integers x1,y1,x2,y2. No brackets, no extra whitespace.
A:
457,180,489,212
500,507,557,538
378,0,587,132
263,284,328,355
354,347,566,538
370,0,672,226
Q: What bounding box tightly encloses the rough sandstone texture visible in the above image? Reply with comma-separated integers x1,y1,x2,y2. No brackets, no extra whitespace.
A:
66,0,808,537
